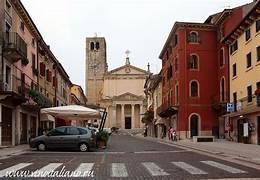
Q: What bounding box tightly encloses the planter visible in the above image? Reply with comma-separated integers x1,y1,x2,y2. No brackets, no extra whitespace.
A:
96,131,109,149
97,140,107,149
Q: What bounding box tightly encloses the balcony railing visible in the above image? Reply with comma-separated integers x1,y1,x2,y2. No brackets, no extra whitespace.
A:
0,32,27,63
157,102,178,118
233,95,260,111
0,73,53,108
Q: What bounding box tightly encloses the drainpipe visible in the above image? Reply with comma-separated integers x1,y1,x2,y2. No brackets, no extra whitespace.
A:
36,40,40,136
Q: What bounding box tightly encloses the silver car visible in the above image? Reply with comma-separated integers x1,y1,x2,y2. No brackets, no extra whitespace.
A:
29,126,96,152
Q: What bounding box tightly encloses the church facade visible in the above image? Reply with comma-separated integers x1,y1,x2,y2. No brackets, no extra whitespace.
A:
85,36,149,129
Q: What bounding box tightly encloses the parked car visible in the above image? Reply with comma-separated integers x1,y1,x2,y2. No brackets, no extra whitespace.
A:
29,126,96,152
88,127,99,135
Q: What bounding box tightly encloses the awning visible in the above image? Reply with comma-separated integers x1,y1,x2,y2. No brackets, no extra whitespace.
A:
40,114,55,122
41,105,101,121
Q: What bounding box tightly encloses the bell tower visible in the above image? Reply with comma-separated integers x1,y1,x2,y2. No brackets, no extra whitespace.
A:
85,36,107,105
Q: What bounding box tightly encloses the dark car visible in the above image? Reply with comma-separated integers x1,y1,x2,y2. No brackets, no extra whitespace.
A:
29,126,96,152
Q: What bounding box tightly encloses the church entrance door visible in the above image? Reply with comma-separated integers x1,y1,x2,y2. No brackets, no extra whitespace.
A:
125,117,131,129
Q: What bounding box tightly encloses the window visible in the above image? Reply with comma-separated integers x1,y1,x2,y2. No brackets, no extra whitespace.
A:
5,22,11,33
67,127,80,135
247,85,252,103
40,62,46,76
220,49,224,67
90,42,94,50
31,38,36,47
190,81,199,97
173,34,178,47
256,81,260,89
220,78,225,102
245,28,251,41
20,21,24,32
246,52,252,68
230,41,238,54
256,19,260,32
167,65,172,79
32,53,36,69
233,92,237,112
5,65,11,84
95,42,100,50
188,32,199,43
232,63,237,77
257,46,260,62
52,76,56,87
79,128,88,135
189,54,198,69
48,127,66,136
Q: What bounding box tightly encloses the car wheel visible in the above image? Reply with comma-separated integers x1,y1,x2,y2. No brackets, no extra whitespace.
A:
79,143,89,152
37,142,46,151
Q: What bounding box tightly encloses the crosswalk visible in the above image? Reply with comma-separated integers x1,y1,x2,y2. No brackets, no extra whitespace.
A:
0,160,248,178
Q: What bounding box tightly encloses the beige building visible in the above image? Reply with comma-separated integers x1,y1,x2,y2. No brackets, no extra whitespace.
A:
71,84,87,105
100,57,148,129
224,3,260,144
144,72,165,138
85,36,149,129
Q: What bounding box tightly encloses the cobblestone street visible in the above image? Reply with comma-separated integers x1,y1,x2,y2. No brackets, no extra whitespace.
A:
0,134,260,179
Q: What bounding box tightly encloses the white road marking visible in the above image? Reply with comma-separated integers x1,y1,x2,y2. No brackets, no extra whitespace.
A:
111,163,128,177
31,163,63,177
201,161,246,174
142,162,169,176
0,163,33,177
134,150,191,154
172,162,207,175
71,163,94,177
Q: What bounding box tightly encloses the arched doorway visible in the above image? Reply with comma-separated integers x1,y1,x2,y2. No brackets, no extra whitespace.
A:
190,114,199,137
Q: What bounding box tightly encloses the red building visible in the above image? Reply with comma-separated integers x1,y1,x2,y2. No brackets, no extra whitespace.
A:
157,2,255,139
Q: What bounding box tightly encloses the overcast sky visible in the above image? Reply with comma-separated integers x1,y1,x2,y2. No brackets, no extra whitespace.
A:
21,0,251,91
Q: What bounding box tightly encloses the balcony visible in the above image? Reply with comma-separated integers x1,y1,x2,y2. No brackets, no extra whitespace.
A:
0,32,27,63
228,96,260,117
157,102,178,118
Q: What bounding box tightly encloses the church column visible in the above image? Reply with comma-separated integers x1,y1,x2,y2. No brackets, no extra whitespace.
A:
112,105,116,127
131,104,135,129
121,104,125,129
139,104,143,128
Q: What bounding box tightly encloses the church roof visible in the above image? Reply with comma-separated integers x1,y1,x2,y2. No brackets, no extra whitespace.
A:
107,63,148,75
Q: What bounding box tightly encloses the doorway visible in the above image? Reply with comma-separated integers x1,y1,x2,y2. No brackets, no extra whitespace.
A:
237,119,244,143
190,114,199,137
125,117,131,129
20,113,28,144
1,106,12,146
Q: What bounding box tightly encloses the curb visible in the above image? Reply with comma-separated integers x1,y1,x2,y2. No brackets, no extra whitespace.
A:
134,135,260,165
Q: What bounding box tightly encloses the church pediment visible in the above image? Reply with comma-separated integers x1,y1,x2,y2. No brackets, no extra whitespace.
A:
108,65,148,75
113,92,144,101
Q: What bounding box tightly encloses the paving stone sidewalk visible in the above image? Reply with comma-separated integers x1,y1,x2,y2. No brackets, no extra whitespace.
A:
0,144,29,159
135,134,260,165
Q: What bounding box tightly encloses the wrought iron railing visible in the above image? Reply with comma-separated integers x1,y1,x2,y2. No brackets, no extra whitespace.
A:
0,31,27,59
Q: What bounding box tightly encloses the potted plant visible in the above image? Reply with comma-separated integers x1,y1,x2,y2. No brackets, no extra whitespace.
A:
96,130,109,149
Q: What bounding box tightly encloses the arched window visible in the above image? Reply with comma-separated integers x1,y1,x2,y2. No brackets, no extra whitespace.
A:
190,81,199,97
95,42,100,50
90,42,94,50
189,54,198,69
189,32,199,43
220,77,225,102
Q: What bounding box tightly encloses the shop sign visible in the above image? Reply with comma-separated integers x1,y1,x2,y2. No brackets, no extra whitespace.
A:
243,123,249,137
